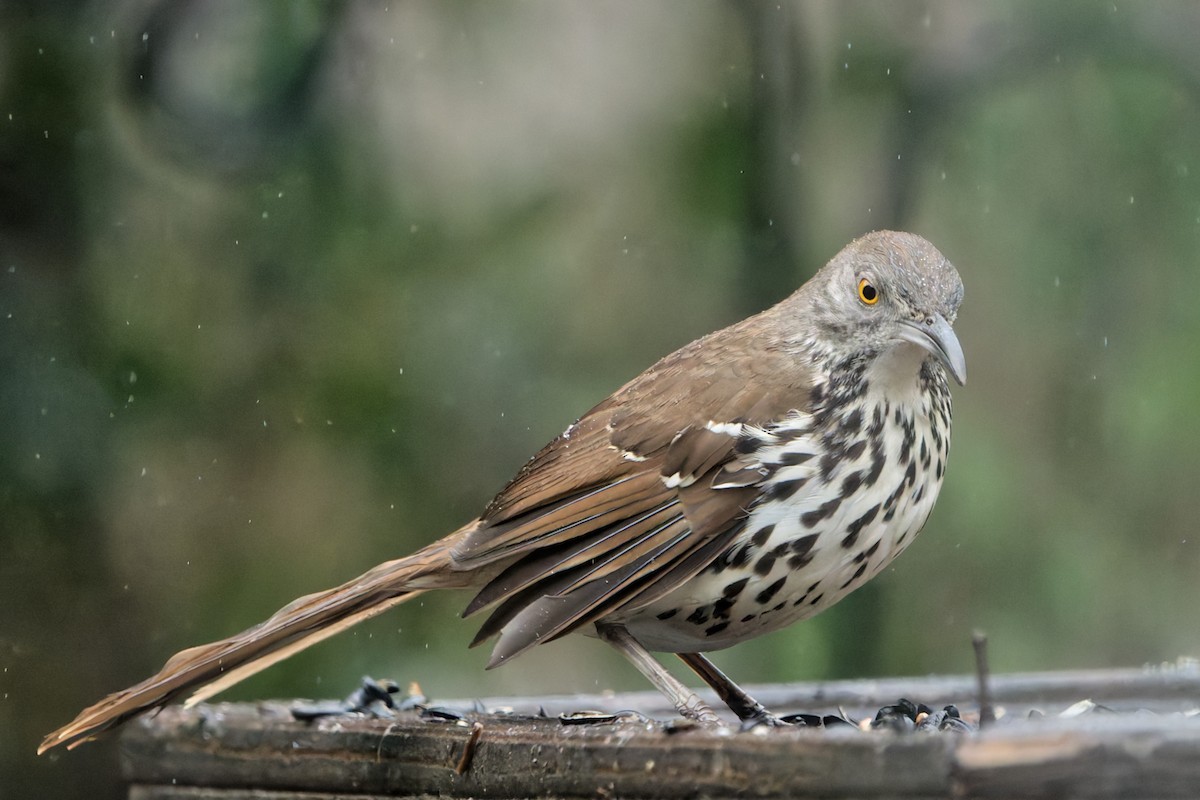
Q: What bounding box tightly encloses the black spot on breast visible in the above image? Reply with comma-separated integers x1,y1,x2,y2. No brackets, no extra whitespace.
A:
751,524,775,547
841,471,863,496
740,614,756,623
841,408,863,433
808,592,825,606
709,541,753,574
722,577,749,598
705,621,729,637
754,576,787,605
845,440,867,461
840,562,868,589
842,503,880,549
864,442,886,487
869,405,886,437
802,497,842,528
656,608,678,621
767,477,809,501
792,593,810,606
818,452,839,481
686,606,711,625
904,461,917,487
713,597,734,619
779,451,814,467
788,553,814,569
754,552,777,576
791,533,819,557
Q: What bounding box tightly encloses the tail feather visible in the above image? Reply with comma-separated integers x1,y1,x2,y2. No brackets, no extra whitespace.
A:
39,531,470,754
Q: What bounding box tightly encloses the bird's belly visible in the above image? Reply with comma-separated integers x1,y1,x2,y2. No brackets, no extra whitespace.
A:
617,402,947,653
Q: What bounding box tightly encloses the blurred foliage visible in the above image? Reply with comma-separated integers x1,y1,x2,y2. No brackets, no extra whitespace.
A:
3,2,1200,798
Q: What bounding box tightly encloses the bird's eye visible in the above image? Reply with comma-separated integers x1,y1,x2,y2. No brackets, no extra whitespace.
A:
857,278,879,305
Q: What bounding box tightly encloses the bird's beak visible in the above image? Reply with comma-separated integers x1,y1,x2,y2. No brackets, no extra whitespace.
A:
899,313,966,386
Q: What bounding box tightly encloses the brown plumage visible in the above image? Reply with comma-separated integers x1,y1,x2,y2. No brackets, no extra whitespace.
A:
40,230,965,753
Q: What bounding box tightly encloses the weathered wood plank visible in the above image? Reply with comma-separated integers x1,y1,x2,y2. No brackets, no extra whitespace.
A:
953,716,1200,799
122,703,956,799
120,664,1200,799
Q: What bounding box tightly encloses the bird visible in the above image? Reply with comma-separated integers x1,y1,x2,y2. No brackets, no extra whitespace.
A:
40,229,965,753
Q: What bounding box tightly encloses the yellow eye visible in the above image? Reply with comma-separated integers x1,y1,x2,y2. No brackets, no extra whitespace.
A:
857,278,879,305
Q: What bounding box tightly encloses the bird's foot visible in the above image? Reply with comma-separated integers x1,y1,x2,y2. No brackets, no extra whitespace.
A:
679,698,725,727
738,709,795,730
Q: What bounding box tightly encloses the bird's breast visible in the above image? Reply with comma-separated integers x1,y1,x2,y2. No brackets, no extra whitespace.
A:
619,380,952,653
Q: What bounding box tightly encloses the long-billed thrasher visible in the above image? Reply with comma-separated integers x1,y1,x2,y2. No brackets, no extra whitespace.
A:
41,230,965,753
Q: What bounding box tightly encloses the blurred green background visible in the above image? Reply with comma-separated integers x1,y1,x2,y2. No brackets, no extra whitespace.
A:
4,1,1199,797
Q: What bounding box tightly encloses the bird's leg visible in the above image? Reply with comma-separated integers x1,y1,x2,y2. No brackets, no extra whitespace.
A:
676,652,787,727
595,623,722,725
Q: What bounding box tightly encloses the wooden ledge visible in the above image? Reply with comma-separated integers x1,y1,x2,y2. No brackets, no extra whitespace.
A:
119,664,1200,799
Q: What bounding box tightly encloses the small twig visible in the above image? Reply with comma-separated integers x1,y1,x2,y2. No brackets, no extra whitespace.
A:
972,630,995,728
454,721,484,775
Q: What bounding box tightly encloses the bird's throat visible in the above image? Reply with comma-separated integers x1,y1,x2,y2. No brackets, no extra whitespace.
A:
865,341,937,402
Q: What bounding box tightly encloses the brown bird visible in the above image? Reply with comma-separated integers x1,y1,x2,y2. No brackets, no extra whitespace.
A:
40,230,965,753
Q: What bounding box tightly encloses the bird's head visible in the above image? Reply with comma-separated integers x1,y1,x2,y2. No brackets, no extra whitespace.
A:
797,230,966,387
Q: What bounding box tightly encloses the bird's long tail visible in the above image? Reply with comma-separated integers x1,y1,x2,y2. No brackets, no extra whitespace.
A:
39,528,474,754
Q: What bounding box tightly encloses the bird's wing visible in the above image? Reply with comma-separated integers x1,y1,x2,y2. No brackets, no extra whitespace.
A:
451,326,813,662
